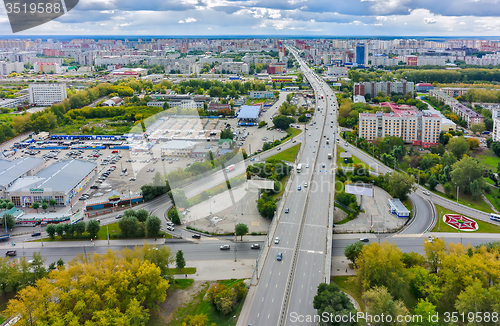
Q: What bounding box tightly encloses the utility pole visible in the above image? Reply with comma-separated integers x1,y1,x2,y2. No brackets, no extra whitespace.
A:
438,210,442,231
234,248,237,262
457,186,459,204
107,225,109,245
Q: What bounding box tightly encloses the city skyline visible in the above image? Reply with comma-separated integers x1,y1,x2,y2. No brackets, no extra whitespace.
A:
2,0,500,36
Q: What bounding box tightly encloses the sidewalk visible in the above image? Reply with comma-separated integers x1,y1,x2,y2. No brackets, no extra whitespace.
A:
0,238,190,249
173,259,255,281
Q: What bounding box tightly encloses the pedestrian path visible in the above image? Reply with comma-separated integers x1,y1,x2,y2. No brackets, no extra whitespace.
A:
392,233,424,238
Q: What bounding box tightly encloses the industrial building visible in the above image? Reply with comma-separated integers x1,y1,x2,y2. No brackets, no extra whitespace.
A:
161,140,197,157
28,83,67,106
237,105,261,126
5,160,97,207
388,198,410,218
0,157,45,199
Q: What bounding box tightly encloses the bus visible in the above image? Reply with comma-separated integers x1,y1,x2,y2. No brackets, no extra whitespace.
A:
490,213,500,222
297,164,302,173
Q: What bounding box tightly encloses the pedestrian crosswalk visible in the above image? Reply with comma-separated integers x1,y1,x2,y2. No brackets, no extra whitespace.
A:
392,233,424,238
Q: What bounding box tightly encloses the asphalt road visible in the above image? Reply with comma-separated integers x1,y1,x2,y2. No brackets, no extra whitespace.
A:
3,240,264,265
245,47,337,326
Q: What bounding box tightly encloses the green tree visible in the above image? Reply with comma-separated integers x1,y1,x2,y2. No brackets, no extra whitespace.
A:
427,174,439,191
41,202,48,212
49,198,57,208
412,299,439,326
56,258,64,268
146,215,161,237
235,223,249,241
3,213,16,230
364,286,410,325
450,156,484,194
136,209,149,223
86,219,100,239
32,202,39,213
168,207,181,225
118,215,139,237
447,136,469,159
220,128,234,140
387,173,416,200
73,221,86,236
46,224,56,240
313,283,357,326
176,250,186,272
470,122,486,135
344,241,364,266
168,188,188,207
272,115,295,130
55,223,65,238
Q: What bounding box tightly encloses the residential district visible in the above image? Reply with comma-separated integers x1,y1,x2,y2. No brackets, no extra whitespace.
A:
0,37,499,325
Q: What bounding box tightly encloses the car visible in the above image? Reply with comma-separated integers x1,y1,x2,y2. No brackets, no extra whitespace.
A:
250,158,255,161
292,140,296,143
5,250,16,257
274,237,280,244
167,221,174,226
277,252,283,261
322,164,325,168
90,185,98,189
31,232,41,237
192,234,201,239
359,238,369,242
250,244,261,250
427,236,434,243
79,197,87,201
167,226,175,231
315,139,318,142
130,177,136,181
115,214,123,219
220,244,230,250
306,164,309,168
297,186,301,191
304,183,308,188
423,191,430,196
285,208,289,213
277,147,281,151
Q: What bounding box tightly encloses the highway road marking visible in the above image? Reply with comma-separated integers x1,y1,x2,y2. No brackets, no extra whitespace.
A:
257,313,260,318
392,233,425,238
302,249,324,254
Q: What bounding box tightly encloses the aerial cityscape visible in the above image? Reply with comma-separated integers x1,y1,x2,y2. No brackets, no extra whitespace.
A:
0,1,500,325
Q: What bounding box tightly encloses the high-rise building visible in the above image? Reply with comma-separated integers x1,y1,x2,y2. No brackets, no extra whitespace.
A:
355,42,368,66
353,81,414,97
28,83,67,106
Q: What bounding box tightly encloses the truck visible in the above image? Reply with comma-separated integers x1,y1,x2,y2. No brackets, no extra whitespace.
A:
328,153,332,159
226,164,235,172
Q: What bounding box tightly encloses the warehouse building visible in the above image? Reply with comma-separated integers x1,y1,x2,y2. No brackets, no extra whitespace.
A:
237,105,261,126
5,160,97,207
0,157,45,199
161,140,197,157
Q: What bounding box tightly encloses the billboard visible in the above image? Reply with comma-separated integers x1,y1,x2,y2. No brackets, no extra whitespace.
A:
332,83,342,87
345,184,374,197
70,210,84,225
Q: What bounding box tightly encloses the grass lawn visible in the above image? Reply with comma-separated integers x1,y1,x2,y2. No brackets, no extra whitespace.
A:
271,174,290,201
286,127,302,138
429,188,492,213
167,279,245,326
432,204,500,233
485,177,496,186
167,267,196,275
173,279,194,290
267,143,301,162
473,149,500,171
336,145,373,170
332,276,365,311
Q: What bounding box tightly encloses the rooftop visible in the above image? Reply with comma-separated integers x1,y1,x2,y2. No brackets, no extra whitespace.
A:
7,160,96,194
161,140,197,150
237,105,261,119
0,157,44,188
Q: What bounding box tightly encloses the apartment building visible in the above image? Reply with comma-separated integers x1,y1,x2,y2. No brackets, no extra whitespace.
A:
28,83,67,106
34,62,61,74
353,81,414,97
0,61,24,75
441,88,468,97
493,118,500,141
370,55,400,67
359,110,441,147
450,103,484,127
428,89,458,106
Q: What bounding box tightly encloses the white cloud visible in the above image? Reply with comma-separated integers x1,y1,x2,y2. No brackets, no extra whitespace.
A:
178,17,197,23
424,17,436,24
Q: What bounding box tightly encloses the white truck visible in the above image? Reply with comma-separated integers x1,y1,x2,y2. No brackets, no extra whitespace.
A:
328,153,332,159
226,164,235,172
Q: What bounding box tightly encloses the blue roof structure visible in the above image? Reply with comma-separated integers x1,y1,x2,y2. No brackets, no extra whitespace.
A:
237,105,261,120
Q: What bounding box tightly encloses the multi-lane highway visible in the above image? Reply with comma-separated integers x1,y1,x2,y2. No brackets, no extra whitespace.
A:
243,46,337,326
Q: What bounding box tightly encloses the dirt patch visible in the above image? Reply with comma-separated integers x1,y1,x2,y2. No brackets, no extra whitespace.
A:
157,280,206,323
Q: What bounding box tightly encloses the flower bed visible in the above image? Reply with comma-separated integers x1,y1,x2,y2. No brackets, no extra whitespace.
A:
443,214,478,231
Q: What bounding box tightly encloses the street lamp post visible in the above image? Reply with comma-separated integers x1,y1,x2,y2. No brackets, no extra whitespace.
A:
418,168,421,186
438,210,442,232
456,186,459,204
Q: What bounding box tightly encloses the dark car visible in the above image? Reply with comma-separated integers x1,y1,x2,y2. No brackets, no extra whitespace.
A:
31,232,41,237
277,252,283,261
220,244,230,250
90,185,99,189
192,234,201,239
285,208,289,213
6,250,16,257
359,238,369,242
251,244,261,249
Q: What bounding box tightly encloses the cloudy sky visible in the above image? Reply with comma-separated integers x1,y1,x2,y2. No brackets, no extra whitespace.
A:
2,0,500,36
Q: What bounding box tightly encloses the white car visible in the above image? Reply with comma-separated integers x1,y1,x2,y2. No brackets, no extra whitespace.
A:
423,191,430,196
306,164,309,168
274,237,280,244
